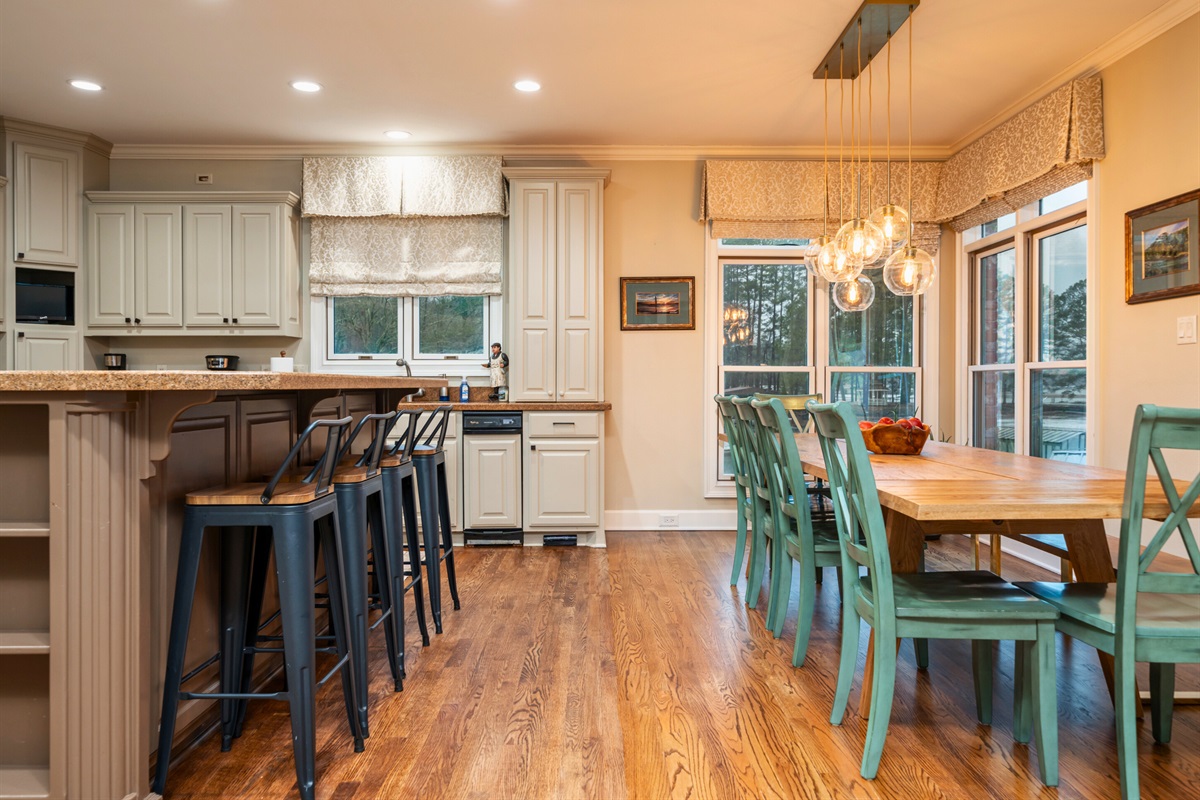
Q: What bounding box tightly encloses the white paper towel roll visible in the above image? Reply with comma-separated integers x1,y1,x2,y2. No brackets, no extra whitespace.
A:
270,357,294,372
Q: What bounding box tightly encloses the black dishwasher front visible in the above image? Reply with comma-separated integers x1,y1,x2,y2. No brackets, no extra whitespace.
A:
461,411,524,545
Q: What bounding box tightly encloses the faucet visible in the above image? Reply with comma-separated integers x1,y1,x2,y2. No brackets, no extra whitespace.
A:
395,359,425,399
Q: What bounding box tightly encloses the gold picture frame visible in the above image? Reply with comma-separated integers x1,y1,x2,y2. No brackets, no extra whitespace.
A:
1125,189,1200,304
620,276,696,330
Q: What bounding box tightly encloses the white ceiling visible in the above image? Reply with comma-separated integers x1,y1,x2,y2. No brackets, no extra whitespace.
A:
0,0,1183,150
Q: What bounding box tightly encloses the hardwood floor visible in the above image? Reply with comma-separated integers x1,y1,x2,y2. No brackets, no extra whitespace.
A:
162,533,1200,799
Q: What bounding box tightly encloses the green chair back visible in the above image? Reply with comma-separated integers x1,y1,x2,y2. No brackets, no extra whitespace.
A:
732,396,771,508
1116,405,1200,628
752,397,818,551
754,392,824,434
715,395,751,492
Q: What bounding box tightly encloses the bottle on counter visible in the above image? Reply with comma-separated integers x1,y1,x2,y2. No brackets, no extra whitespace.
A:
460,377,470,403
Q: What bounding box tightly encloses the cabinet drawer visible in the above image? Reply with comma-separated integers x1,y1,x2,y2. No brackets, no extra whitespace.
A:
525,411,599,438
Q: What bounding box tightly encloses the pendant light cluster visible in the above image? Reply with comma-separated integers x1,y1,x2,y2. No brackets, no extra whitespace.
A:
807,4,935,312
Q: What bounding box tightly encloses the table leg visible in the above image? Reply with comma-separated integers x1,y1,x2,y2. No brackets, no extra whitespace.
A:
1064,519,1118,701
859,510,927,718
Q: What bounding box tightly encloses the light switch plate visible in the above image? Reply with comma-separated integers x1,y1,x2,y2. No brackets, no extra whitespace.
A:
1178,315,1197,345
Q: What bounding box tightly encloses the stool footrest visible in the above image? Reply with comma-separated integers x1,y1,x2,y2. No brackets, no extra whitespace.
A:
316,655,351,687
180,690,289,702
180,653,221,685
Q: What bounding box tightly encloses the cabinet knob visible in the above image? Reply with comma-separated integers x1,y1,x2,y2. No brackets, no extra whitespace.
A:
16,252,24,260
134,318,141,325
124,317,131,324
232,318,238,325
17,332,24,339
223,318,229,324
530,444,536,451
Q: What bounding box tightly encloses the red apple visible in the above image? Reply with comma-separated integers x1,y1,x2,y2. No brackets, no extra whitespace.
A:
878,416,895,425
858,421,873,431
898,419,913,429
909,416,923,427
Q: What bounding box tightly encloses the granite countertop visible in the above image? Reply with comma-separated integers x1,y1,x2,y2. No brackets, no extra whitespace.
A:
400,400,612,412
0,371,448,393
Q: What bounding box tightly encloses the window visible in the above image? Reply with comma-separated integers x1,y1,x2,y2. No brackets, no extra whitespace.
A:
963,181,1088,462
318,294,501,373
707,238,926,489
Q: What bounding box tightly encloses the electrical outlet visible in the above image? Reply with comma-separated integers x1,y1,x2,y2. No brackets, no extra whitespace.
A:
195,173,214,185
1178,315,1197,345
659,513,680,528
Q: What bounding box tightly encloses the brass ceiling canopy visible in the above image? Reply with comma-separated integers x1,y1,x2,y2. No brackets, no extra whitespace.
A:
813,0,918,79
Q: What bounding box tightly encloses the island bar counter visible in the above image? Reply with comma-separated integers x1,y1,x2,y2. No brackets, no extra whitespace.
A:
0,372,445,800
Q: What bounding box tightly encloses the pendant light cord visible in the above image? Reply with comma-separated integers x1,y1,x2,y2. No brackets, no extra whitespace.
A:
868,53,874,213
823,66,829,236
907,5,915,239
838,44,845,229
886,31,892,204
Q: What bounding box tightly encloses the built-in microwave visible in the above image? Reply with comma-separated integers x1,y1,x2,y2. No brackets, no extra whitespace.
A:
15,267,75,325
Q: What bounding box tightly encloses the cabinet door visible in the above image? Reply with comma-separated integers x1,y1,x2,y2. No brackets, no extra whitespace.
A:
14,329,79,370
183,205,232,326
524,438,600,528
463,434,522,529
442,435,461,532
87,204,134,326
508,181,557,402
556,180,601,401
13,142,80,266
230,204,281,327
134,205,184,327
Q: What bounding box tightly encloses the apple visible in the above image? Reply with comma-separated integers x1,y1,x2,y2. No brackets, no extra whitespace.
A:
858,421,873,431
909,416,923,427
898,419,913,429
878,416,895,425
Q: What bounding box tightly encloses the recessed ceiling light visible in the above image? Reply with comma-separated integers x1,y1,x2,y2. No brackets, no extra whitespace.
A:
385,130,411,140
514,79,541,93
69,79,103,92
290,80,322,93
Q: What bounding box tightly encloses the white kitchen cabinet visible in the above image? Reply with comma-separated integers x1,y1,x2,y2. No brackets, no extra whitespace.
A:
442,433,461,532
505,169,607,403
14,327,80,370
84,192,302,336
87,203,183,328
463,434,521,529
12,141,80,267
0,175,8,325
523,411,602,529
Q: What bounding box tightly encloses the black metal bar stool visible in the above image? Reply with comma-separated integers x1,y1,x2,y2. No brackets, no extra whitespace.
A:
154,417,360,800
377,407,431,669
411,405,461,633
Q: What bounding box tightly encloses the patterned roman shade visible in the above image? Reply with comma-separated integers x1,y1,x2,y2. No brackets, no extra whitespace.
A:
303,155,506,296
933,76,1104,231
699,160,944,254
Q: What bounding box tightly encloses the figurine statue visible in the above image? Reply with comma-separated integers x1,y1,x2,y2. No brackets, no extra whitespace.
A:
484,342,509,400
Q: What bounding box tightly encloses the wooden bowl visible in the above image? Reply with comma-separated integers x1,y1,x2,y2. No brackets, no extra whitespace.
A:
861,423,931,455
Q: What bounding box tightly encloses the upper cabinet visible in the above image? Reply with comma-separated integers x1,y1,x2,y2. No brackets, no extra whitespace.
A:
505,168,608,403
85,192,302,336
13,142,80,267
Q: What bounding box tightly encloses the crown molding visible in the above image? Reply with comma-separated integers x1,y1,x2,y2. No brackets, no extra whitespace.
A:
502,167,612,185
86,190,299,207
0,116,114,158
946,0,1198,154
108,142,955,162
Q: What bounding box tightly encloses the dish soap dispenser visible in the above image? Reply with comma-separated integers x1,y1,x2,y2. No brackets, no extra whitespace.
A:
459,377,470,403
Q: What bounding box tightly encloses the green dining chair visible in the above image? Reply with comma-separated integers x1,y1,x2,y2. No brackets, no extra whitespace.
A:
732,396,783,630
752,397,843,664
753,392,836,529
1017,404,1200,800
807,400,1060,785
715,395,756,587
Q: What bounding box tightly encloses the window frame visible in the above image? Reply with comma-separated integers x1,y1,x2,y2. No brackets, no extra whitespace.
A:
956,186,1092,460
410,295,491,362
703,236,933,498
312,294,503,376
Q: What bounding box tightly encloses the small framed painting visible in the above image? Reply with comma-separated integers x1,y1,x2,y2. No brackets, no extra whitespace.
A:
620,277,695,330
1126,189,1200,304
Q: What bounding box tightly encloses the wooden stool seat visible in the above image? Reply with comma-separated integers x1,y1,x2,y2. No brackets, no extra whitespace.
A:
186,482,323,506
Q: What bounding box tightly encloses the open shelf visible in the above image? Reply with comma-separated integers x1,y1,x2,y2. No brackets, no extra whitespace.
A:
0,766,50,799
0,523,50,539
0,633,50,656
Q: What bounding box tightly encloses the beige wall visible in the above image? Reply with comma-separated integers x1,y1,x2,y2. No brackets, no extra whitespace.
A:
1093,15,1200,497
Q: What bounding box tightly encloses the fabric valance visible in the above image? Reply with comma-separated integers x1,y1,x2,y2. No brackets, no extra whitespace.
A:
302,155,506,217
699,159,944,254
933,76,1103,231
309,216,502,297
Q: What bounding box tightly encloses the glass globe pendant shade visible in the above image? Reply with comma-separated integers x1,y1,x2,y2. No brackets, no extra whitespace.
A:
804,235,829,260
882,245,937,296
817,240,863,283
832,275,876,312
834,218,888,268
868,203,910,249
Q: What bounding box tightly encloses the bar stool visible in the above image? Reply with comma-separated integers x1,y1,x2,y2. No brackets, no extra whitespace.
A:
377,407,431,669
412,405,461,633
153,417,360,800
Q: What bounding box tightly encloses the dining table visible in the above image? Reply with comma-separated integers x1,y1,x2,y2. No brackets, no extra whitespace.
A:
792,433,1199,717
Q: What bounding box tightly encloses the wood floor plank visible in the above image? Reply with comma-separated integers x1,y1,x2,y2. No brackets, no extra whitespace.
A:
160,532,1200,799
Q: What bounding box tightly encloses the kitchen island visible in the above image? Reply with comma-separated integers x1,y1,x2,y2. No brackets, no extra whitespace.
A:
0,372,443,800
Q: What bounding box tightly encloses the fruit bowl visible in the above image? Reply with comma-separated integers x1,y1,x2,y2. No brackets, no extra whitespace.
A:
858,417,931,455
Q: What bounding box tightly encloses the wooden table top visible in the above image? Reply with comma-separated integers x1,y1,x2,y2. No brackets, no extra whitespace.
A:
794,434,1194,522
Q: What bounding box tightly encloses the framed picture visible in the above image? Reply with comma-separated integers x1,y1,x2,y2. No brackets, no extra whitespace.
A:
1125,189,1200,304
620,276,695,330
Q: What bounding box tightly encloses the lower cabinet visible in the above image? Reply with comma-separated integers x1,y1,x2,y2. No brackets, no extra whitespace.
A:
13,328,79,370
524,412,602,529
463,434,522,529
